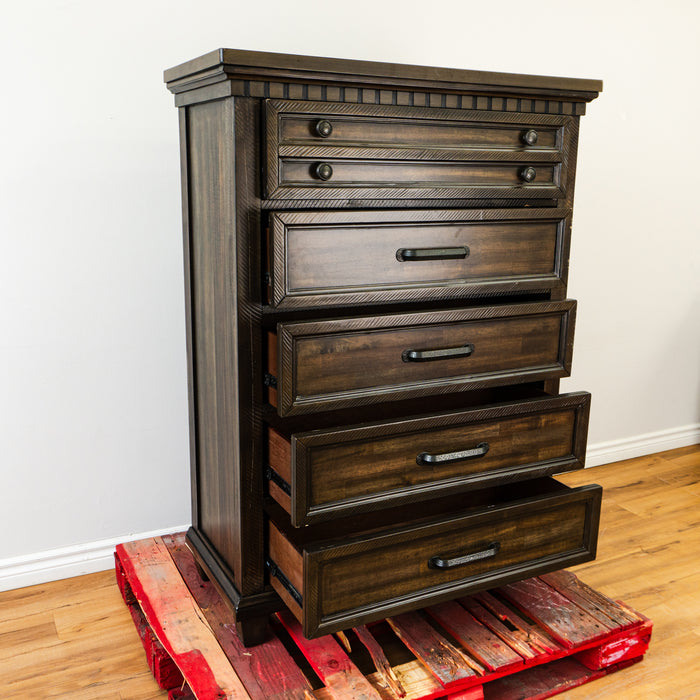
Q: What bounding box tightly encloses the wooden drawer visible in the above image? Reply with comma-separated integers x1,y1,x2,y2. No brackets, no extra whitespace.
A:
266,392,590,526
266,207,571,309
267,301,576,416
264,100,573,201
267,478,602,637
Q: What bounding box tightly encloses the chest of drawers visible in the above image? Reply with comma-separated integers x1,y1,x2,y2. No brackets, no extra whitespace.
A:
165,49,602,645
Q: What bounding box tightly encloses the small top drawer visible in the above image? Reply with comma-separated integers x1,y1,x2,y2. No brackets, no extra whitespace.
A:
264,100,574,202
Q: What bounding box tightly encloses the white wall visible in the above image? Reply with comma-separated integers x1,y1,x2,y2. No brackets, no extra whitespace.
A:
2,0,698,587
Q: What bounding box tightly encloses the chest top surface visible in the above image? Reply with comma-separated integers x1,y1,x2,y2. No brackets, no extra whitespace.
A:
165,48,602,112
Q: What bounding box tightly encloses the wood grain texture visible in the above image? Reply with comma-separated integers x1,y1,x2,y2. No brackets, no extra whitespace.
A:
276,610,382,699
269,480,601,637
269,207,571,310
187,97,241,580
426,600,523,672
272,100,562,148
115,538,252,698
184,94,273,634
539,569,640,630
471,591,561,654
352,625,407,697
164,48,602,101
386,613,476,687
267,392,590,526
264,101,576,201
499,578,615,648
178,108,199,529
274,301,576,416
231,96,267,596
162,533,313,700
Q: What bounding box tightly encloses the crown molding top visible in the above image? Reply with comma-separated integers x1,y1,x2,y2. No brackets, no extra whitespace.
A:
164,48,602,103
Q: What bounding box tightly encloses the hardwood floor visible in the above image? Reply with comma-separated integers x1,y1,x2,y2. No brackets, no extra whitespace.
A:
1,445,698,699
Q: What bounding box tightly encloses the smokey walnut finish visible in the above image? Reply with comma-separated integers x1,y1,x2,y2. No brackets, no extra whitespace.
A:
268,207,572,309
268,301,576,417
269,479,601,637
267,392,591,527
165,49,601,644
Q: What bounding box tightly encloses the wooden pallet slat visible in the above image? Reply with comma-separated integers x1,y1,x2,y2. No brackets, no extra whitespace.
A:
498,578,613,648
387,612,478,688
116,537,252,700
426,601,522,673
278,609,382,700
162,534,313,700
116,535,652,700
540,570,640,629
115,553,185,691
485,656,608,700
354,624,408,697
458,599,537,660
473,592,561,655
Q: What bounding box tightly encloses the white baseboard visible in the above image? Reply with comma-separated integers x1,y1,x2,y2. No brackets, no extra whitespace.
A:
586,424,700,467
0,525,190,592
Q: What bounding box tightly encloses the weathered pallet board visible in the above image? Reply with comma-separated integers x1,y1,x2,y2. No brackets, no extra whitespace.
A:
387,612,477,688
162,534,313,700
427,601,522,673
116,534,652,700
116,538,253,699
115,553,184,691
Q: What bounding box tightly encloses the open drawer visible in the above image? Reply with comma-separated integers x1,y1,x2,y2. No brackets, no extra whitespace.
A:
267,392,591,526
267,478,601,638
267,301,576,417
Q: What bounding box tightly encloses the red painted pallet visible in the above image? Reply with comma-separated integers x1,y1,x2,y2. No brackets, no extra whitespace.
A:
115,534,652,700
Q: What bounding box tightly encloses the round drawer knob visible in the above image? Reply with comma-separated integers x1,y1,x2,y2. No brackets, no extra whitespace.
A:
314,162,334,181
314,119,333,138
519,166,537,183
522,129,539,146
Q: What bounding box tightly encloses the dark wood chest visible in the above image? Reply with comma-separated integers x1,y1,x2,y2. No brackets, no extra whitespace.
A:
165,49,602,645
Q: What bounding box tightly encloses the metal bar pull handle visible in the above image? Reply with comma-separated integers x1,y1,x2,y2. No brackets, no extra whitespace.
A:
396,246,469,262
429,542,500,570
417,441,489,466
402,342,474,363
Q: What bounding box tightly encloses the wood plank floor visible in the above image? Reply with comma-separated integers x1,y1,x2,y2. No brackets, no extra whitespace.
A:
1,445,698,699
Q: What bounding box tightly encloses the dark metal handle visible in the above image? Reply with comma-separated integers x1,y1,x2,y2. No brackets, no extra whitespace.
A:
315,119,333,138
521,129,539,146
396,246,469,262
314,162,334,181
402,343,474,363
417,442,489,466
429,542,500,570
519,166,537,182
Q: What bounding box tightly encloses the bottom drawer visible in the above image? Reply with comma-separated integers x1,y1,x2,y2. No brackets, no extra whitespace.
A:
267,478,601,638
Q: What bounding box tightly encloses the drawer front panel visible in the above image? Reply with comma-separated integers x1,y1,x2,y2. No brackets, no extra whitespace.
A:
278,111,560,150
278,159,558,193
271,301,576,416
265,100,573,201
269,208,570,308
268,482,601,637
267,393,590,526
